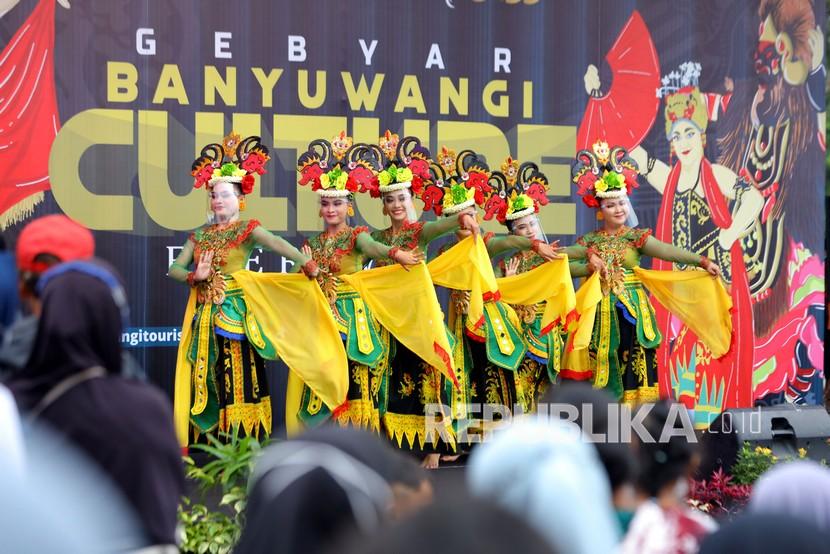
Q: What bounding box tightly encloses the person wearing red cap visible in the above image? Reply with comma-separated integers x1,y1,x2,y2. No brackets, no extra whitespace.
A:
0,214,94,378
15,214,96,280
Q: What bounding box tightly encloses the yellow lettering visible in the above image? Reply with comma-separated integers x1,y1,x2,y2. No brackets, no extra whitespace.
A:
152,64,189,105
49,109,135,230
402,120,431,149
523,80,533,119
482,80,509,118
439,77,469,116
106,62,138,103
394,75,426,114
204,66,237,107
137,110,204,231
341,72,385,111
251,68,283,108
516,123,577,234
297,70,327,109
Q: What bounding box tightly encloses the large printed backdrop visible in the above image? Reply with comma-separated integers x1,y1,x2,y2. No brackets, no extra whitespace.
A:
0,0,825,425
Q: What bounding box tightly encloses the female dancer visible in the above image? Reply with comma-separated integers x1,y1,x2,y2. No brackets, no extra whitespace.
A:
169,133,318,442
483,158,573,413
366,132,479,467
293,133,421,432
568,142,722,404
422,148,560,444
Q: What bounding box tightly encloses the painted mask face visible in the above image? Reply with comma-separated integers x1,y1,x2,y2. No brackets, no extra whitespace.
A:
669,121,704,165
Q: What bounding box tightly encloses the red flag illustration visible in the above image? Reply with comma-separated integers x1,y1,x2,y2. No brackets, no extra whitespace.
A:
0,0,59,228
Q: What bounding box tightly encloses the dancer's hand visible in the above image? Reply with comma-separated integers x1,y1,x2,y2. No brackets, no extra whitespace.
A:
700,257,721,277
193,251,214,282
459,211,480,236
393,248,425,269
504,257,520,277
300,259,319,279
587,253,607,278
301,244,313,258
532,240,562,261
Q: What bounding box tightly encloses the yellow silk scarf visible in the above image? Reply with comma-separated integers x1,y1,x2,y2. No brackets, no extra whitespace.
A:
341,262,457,386
633,267,732,357
496,256,577,334
427,235,499,330
173,270,348,446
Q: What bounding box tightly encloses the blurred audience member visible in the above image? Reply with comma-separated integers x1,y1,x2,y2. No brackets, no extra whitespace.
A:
0,215,94,378
621,400,715,554
1,423,147,553
749,460,830,531
468,417,620,553
0,235,19,338
542,383,638,530
699,513,830,554
0,383,23,477
237,426,431,554
6,259,184,548
342,494,557,554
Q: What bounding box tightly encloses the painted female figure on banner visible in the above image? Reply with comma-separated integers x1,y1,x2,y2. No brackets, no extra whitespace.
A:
627,62,764,427
580,0,826,420
583,52,761,424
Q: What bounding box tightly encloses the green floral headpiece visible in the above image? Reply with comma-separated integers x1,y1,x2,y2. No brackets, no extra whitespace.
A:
441,183,477,215
378,164,414,188
594,170,626,195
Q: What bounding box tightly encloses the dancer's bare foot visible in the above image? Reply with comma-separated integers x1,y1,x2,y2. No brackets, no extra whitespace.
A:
421,453,440,469
441,454,460,463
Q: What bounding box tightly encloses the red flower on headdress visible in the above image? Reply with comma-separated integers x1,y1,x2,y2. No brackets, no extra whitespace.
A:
582,195,600,208
240,174,255,195
366,176,382,198
344,175,359,193
409,174,424,197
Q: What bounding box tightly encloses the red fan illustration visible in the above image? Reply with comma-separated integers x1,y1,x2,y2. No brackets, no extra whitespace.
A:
0,0,61,228
577,10,661,152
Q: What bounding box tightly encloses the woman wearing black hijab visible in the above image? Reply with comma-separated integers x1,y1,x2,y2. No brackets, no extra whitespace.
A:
236,426,433,554
7,259,185,548
699,513,830,554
